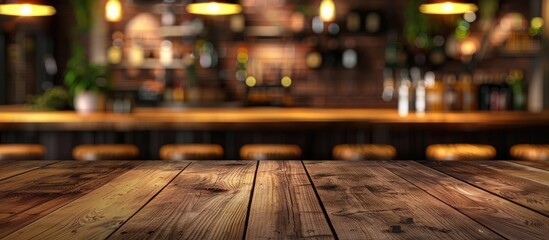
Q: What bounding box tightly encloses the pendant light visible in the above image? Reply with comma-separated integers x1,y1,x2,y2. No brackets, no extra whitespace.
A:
186,0,242,16
419,0,478,15
105,0,122,22
0,0,56,16
319,0,335,22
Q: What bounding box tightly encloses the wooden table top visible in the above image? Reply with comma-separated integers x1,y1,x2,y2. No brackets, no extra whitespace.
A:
0,160,547,239
0,106,548,130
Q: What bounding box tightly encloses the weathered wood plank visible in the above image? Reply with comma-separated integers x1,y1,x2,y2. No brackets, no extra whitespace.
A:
108,161,255,240
0,161,142,238
385,161,549,240
478,161,549,186
304,161,501,240
4,161,188,240
424,161,549,217
246,161,334,239
0,160,58,181
512,161,549,171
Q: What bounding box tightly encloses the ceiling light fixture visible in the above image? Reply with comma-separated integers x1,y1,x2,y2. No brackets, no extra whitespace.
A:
0,0,56,16
419,0,478,15
319,0,335,22
105,0,122,22
186,0,242,16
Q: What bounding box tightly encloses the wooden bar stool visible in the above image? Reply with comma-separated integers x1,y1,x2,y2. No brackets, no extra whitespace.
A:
333,144,397,160
426,144,496,161
160,144,224,160
240,144,302,160
0,144,45,160
510,144,549,161
72,144,139,161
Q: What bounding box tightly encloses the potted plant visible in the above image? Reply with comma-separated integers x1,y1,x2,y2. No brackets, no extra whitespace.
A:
64,49,110,113
64,0,111,113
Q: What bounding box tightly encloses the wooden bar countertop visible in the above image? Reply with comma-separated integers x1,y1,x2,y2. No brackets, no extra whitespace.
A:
0,105,548,130
0,160,547,239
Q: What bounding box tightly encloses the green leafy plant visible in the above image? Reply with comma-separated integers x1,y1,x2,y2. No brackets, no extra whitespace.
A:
64,0,111,97
64,48,110,97
26,87,72,110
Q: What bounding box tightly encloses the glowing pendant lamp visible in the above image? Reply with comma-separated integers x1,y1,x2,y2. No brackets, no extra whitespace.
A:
0,0,56,16
319,0,335,22
105,0,122,22
419,0,478,15
186,0,242,16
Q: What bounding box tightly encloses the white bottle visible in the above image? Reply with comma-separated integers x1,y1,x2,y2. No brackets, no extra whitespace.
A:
398,69,410,117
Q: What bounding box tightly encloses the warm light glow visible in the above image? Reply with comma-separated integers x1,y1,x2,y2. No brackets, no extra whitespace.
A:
0,3,56,16
419,2,477,15
106,0,122,22
186,2,242,15
319,0,335,22
281,76,292,88
245,76,257,87
460,39,478,55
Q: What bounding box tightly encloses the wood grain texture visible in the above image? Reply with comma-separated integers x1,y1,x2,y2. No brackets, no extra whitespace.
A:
0,160,57,181
478,161,549,185
424,161,549,217
304,161,501,240
4,161,188,240
385,161,549,240
109,161,256,240
246,161,334,239
512,161,549,171
0,161,141,238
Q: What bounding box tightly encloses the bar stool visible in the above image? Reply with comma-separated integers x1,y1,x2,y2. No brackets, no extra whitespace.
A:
240,144,302,160
426,144,496,161
160,144,224,160
333,144,397,160
72,144,139,161
0,144,45,160
510,144,549,161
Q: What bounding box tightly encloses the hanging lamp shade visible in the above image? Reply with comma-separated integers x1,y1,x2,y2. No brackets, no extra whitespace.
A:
419,0,478,15
186,0,242,16
0,0,56,16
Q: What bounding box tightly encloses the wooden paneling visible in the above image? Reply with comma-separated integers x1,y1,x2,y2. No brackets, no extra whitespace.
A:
109,161,255,239
304,161,500,239
246,161,333,239
385,161,549,240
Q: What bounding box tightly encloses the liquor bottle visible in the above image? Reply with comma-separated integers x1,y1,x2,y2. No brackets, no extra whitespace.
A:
398,69,411,117
412,68,426,115
382,68,394,102
341,39,358,69
498,73,511,111
409,67,422,112
458,74,476,112
508,69,526,110
425,71,443,111
443,74,457,111
476,72,491,111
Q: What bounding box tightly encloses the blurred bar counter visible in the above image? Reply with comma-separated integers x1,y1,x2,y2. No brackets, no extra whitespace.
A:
0,106,549,131
0,106,547,160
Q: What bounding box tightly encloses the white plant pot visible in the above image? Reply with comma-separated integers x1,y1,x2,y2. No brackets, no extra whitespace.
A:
74,91,106,114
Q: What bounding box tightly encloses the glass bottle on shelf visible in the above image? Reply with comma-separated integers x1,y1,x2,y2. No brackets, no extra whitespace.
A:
508,69,526,110
425,71,443,112
397,69,411,117
443,74,458,111
458,73,476,112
